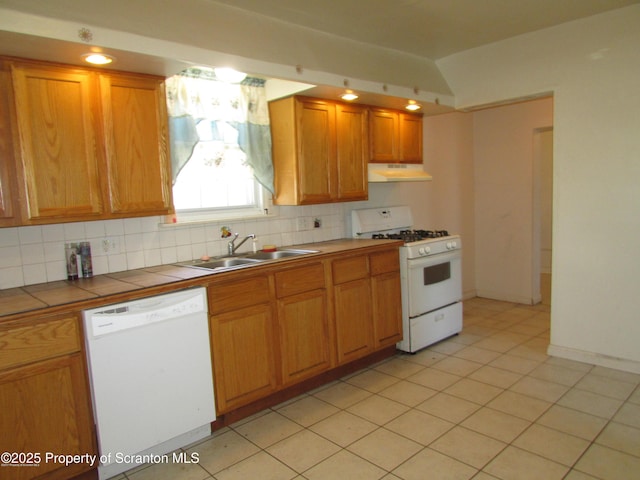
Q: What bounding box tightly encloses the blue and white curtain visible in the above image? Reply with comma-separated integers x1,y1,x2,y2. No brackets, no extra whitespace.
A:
165,68,274,194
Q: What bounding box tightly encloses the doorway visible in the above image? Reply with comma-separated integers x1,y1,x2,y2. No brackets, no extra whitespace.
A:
533,127,553,305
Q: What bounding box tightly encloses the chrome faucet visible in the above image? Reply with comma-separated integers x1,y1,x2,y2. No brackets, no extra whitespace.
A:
228,233,255,256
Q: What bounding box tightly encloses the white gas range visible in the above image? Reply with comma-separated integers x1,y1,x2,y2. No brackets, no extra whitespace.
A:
352,206,463,353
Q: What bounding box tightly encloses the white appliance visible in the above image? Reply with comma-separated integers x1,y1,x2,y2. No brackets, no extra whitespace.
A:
352,206,463,353
83,287,215,479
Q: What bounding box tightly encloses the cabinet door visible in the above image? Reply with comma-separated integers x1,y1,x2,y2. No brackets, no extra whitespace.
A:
210,303,278,413
0,66,17,225
278,289,331,385
399,113,423,164
0,354,96,480
334,278,373,364
372,270,403,347
369,109,398,163
100,73,173,215
296,99,336,204
335,103,368,201
11,63,104,221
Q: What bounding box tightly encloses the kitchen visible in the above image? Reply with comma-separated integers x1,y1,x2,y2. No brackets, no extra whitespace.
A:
0,1,639,479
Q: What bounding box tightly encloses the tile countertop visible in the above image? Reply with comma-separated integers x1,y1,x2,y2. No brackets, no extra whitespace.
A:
0,238,402,319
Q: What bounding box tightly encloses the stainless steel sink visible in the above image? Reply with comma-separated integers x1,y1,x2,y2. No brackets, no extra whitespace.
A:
176,248,319,272
245,249,319,260
178,257,263,271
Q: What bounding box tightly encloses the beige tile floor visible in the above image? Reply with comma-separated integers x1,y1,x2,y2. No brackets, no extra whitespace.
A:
115,297,640,480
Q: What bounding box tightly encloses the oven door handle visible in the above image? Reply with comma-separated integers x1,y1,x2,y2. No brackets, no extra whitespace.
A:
407,249,460,268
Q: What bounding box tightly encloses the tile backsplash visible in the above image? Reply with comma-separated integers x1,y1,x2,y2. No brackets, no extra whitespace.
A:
0,204,352,289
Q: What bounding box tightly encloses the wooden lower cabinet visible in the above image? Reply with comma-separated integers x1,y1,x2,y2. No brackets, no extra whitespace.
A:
334,278,373,363
277,289,330,385
208,275,278,414
275,263,330,385
0,315,96,480
332,249,402,363
372,270,402,347
208,246,402,416
370,250,403,348
210,303,278,413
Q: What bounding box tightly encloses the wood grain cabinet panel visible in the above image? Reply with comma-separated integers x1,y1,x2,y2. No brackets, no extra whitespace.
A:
275,262,325,298
333,277,373,363
371,249,403,347
372,270,402,347
207,247,401,415
10,62,104,221
399,112,423,163
0,314,96,480
269,96,367,205
332,249,402,363
0,65,18,226
278,288,330,385
208,273,277,413
369,109,398,163
0,316,79,370
369,107,423,164
335,103,368,201
3,57,173,224
100,73,173,215
210,302,278,413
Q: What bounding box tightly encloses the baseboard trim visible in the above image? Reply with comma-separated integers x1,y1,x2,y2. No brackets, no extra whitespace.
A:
547,344,640,374
475,290,537,305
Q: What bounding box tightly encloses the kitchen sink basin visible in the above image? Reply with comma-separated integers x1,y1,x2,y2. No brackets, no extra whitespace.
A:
245,249,319,260
178,257,263,271
176,249,319,272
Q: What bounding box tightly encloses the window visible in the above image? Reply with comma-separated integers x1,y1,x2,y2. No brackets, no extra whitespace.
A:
165,69,274,221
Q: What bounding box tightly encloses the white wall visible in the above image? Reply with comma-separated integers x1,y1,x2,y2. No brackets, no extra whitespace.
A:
438,5,640,372
473,98,553,304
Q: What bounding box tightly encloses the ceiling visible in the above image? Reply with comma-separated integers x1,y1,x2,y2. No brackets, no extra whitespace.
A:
0,0,638,112
212,0,640,60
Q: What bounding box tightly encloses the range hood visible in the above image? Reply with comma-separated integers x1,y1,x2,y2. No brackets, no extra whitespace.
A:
368,164,433,182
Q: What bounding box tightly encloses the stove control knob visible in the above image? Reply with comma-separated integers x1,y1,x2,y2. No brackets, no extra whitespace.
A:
419,246,431,255
446,241,457,250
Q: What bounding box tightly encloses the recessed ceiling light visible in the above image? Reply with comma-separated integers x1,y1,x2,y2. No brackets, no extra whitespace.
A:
341,90,359,101
213,67,247,83
405,100,421,111
82,53,114,65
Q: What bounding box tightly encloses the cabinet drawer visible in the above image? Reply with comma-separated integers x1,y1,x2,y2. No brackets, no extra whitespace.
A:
332,255,369,284
275,263,325,298
209,276,271,315
0,316,80,370
370,249,400,275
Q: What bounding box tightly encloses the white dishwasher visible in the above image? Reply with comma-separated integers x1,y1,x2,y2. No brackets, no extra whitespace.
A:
83,287,215,480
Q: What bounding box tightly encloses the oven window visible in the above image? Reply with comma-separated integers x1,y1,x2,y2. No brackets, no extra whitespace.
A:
423,262,451,285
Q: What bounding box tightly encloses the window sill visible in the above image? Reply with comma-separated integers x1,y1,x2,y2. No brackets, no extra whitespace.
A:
159,210,277,228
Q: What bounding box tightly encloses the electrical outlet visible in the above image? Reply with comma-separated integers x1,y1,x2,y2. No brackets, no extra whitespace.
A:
296,217,309,231
102,237,120,255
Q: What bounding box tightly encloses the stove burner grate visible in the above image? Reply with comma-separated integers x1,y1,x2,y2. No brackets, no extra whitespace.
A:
372,229,449,242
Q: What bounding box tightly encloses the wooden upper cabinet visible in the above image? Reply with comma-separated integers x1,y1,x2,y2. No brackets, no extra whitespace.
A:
399,112,423,163
269,96,367,205
0,66,18,226
370,107,423,164
100,73,173,215
369,109,398,163
335,103,368,201
3,57,173,224
10,62,105,221
295,98,336,204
